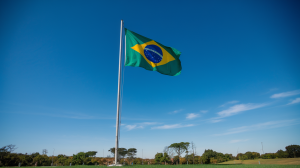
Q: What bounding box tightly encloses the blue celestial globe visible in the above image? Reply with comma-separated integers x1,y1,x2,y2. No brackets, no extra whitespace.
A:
144,45,163,63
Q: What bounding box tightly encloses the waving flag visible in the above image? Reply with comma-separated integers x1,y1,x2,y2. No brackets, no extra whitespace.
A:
125,28,182,76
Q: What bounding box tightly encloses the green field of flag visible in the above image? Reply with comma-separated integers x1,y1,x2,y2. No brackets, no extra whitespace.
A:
125,29,182,76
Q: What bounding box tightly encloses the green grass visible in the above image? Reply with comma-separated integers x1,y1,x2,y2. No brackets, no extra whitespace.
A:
4,165,300,168
219,158,300,165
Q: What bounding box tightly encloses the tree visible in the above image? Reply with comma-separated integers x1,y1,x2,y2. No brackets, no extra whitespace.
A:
173,156,179,165
19,154,33,166
118,148,127,159
160,152,171,165
127,148,137,158
194,156,201,164
119,158,126,165
6,145,17,153
184,143,190,164
210,157,217,164
33,154,51,166
92,157,102,165
42,149,48,155
241,151,259,160
285,145,300,158
252,152,260,159
201,149,217,164
168,142,190,163
261,153,276,159
155,153,163,164
0,145,9,159
224,154,233,161
276,149,288,158
83,157,92,165
133,158,142,165
127,148,137,164
72,152,86,165
109,148,126,160
0,145,17,159
244,152,253,160
190,142,196,164
57,154,67,165
102,158,107,165
31,152,40,159
86,151,97,157
2,153,21,166
163,146,174,159
180,157,187,164
108,148,116,157
239,154,248,163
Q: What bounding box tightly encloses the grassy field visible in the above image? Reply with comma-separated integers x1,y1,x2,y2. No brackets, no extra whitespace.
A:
4,165,300,168
41,165,300,168
3,164,300,168
219,158,300,165
3,159,300,168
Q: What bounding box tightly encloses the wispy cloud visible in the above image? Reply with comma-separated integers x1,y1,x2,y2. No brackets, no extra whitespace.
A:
207,103,267,123
200,110,208,113
271,90,300,98
287,98,300,105
125,125,140,130
263,88,279,94
151,124,195,130
220,100,239,107
214,120,298,136
217,103,267,118
169,109,183,114
123,122,159,131
230,139,249,143
186,113,200,119
210,119,223,123
140,122,159,125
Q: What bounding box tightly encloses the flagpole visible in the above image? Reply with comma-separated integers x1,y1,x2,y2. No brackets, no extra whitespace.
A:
114,19,123,166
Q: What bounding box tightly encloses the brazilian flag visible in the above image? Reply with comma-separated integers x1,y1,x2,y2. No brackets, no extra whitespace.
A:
125,28,182,76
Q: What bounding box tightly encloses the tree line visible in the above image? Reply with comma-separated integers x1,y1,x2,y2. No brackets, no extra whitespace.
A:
0,145,142,167
237,145,300,160
155,142,234,164
154,142,300,164
0,143,299,166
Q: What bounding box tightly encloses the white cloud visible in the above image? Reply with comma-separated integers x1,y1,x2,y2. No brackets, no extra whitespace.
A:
287,97,300,105
186,113,200,119
151,124,195,130
123,122,159,131
271,90,300,98
214,119,298,136
200,110,208,113
217,103,267,118
210,119,223,123
140,122,159,125
169,109,183,114
230,139,249,143
207,103,267,123
220,100,239,107
125,125,139,130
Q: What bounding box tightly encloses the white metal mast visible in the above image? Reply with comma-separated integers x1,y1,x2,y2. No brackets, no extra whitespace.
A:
113,19,124,166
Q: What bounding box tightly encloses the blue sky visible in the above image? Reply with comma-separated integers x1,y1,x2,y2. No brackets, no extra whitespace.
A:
0,0,299,159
